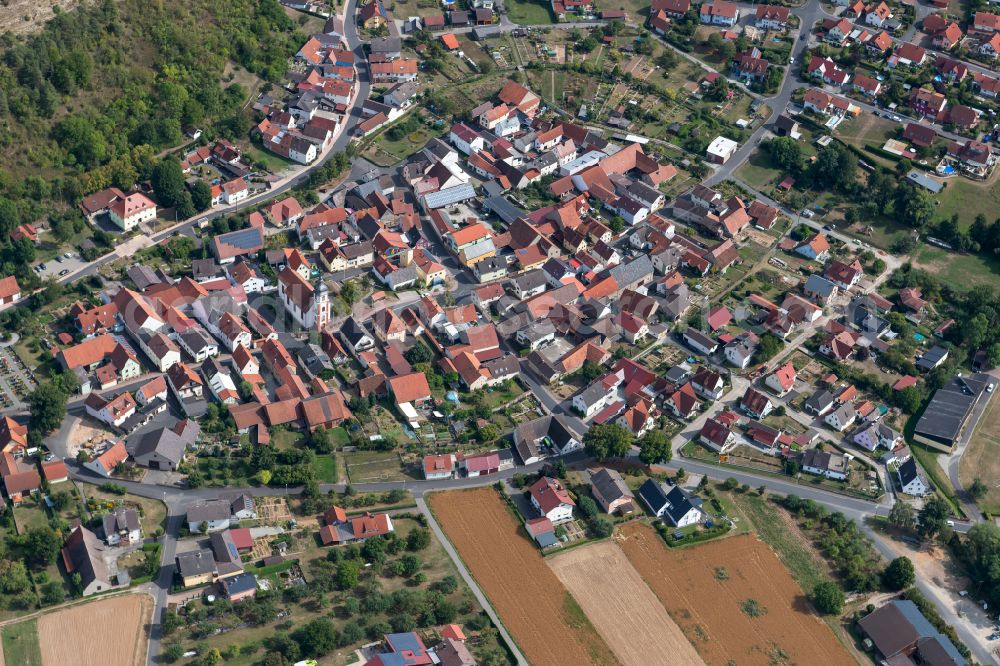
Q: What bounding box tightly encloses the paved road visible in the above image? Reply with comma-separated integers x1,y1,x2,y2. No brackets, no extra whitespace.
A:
704,1,829,186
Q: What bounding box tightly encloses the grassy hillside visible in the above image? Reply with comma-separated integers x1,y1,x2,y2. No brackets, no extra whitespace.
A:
0,0,308,283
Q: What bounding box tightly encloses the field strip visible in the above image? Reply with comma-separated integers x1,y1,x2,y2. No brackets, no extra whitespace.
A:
37,593,151,666
548,540,705,666
428,488,620,666
417,496,528,666
618,523,855,666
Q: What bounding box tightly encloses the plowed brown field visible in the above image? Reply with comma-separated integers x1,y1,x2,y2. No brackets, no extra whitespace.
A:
618,523,855,666
549,541,705,666
428,488,619,666
38,593,151,666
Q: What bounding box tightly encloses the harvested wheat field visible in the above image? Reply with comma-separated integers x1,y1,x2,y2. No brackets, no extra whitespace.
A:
549,540,705,666
618,524,855,666
429,488,620,666
38,594,151,666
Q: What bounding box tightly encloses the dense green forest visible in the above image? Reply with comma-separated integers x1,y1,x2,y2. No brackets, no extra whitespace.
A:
0,0,308,286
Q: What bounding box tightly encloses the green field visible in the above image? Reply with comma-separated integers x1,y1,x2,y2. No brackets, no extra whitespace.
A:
727,492,829,592
736,150,784,192
505,0,553,24
933,177,1000,228
2,620,41,666
912,245,1000,292
312,455,338,483
344,450,408,483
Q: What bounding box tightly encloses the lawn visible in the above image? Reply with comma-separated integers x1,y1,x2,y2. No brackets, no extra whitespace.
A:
912,245,1000,292
271,429,304,450
344,450,409,483
370,125,435,166
389,0,443,18
960,388,1000,515
835,112,898,154
312,455,338,483
505,0,553,24
81,484,168,535
13,502,50,535
242,144,297,174
933,176,1000,228
328,426,351,447
2,619,41,666
736,149,784,193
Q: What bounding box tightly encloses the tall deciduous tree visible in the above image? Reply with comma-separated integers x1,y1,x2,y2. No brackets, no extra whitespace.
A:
583,424,634,461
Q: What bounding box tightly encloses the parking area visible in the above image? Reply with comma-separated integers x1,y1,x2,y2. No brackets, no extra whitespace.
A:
35,250,90,280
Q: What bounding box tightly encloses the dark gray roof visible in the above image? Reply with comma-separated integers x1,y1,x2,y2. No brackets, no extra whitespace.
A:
804,274,837,298
608,254,653,287
298,343,334,376
62,526,111,590
590,468,632,504
509,268,547,293
191,258,220,280
370,37,401,53
176,548,216,577
897,457,920,486
805,389,835,413
102,508,139,538
917,345,950,371
512,415,579,462
683,327,718,351
661,485,703,526
129,420,199,466
482,196,525,224
637,479,669,514
180,327,215,354
221,571,258,596
664,365,692,385
914,373,990,445
341,317,371,346
210,530,243,569
127,265,163,291
186,499,231,523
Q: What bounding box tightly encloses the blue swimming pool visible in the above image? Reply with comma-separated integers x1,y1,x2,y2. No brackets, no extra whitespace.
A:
914,333,926,341
941,165,955,174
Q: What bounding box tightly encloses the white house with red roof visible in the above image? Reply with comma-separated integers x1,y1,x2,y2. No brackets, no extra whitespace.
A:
529,476,576,524
0,277,20,305
422,454,456,480
109,192,157,232
765,362,797,396
700,0,739,25
84,392,137,429
83,441,129,478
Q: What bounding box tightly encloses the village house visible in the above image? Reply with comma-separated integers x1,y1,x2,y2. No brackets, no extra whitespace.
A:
637,480,704,527
529,476,576,523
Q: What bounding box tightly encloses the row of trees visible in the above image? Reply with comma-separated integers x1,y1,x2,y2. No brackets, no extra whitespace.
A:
582,423,672,466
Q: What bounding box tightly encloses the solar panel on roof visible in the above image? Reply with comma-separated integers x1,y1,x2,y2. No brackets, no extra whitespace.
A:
220,227,263,250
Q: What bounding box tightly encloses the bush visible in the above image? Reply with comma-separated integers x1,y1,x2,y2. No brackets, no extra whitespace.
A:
882,556,915,591
812,581,845,615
